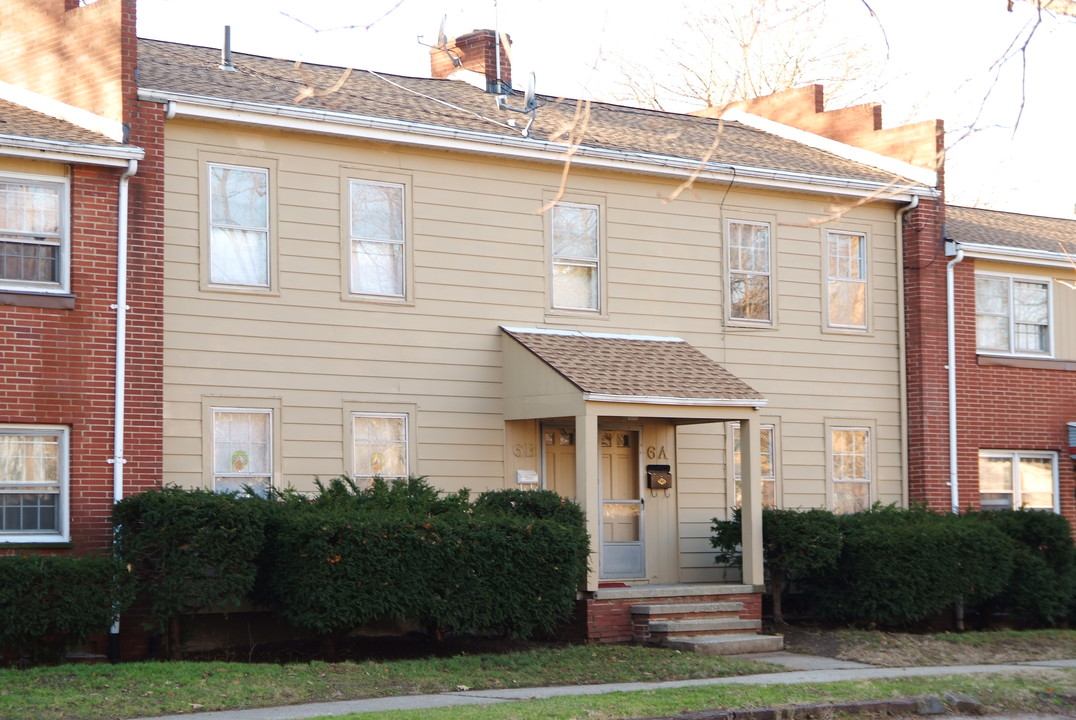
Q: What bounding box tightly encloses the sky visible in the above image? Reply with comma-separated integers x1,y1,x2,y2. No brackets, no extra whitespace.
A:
136,0,1076,219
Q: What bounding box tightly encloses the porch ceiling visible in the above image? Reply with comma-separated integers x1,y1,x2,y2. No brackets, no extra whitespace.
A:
500,327,767,421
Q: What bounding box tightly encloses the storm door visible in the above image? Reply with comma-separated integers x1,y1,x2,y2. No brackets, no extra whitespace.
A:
599,429,644,579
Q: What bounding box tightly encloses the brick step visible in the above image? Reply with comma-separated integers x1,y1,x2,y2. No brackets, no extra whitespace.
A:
663,633,785,655
647,617,761,638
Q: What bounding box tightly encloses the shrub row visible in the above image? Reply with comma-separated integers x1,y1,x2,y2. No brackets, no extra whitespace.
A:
0,554,133,664
712,505,1076,628
114,477,589,653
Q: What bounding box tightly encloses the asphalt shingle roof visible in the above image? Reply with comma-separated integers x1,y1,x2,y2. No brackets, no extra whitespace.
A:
137,38,921,188
947,205,1076,257
0,98,127,147
502,328,765,402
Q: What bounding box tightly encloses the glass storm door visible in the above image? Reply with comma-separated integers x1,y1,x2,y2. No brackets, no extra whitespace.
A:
600,429,644,579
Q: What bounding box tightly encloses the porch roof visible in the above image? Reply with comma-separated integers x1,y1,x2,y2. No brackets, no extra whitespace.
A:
500,327,765,411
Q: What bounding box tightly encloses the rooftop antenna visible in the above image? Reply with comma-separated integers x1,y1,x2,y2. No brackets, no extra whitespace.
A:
496,72,539,137
418,15,461,67
219,26,237,71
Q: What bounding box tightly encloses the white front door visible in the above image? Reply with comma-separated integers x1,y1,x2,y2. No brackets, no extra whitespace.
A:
599,429,645,579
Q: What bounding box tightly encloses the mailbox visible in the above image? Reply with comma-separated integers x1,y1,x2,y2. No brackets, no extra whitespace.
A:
646,464,672,490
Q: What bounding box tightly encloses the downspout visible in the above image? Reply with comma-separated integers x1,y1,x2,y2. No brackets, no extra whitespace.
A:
945,239,964,514
108,157,139,662
895,194,918,509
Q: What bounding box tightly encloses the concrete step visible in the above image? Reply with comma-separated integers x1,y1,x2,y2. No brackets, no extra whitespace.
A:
648,617,760,637
630,601,743,618
663,633,785,655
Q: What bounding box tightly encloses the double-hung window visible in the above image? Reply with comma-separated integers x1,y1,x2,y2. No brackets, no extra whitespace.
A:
826,231,867,329
551,202,600,311
208,163,269,287
831,427,870,513
352,413,408,481
0,176,67,293
212,409,272,496
349,179,406,297
732,423,776,508
975,274,1050,355
728,221,771,322
978,451,1057,511
0,425,68,542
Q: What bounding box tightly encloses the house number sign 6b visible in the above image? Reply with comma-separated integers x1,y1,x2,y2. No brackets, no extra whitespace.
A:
514,443,536,457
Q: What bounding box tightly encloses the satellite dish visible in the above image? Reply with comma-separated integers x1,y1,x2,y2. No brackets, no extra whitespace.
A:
436,15,448,49
523,73,536,112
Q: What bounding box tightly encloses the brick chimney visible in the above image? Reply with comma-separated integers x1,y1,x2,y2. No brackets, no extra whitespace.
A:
698,85,945,180
430,29,512,93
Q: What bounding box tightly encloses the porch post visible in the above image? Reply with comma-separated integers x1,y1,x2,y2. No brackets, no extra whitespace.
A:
739,415,764,586
575,410,601,591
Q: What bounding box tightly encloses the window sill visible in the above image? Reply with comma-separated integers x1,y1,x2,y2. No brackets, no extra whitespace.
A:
977,354,1076,371
0,540,73,548
0,291,75,310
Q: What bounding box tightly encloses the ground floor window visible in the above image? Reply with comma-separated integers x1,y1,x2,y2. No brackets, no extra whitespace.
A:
352,413,408,481
978,451,1057,511
831,427,870,513
213,409,272,496
0,425,68,542
732,423,776,509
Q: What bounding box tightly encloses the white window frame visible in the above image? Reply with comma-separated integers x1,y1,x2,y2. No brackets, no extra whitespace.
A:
351,412,409,481
727,220,772,324
211,408,273,496
974,272,1052,357
0,173,69,294
978,450,1059,512
550,201,601,312
207,162,270,289
0,424,69,543
826,230,868,330
731,422,777,509
829,426,871,513
348,178,406,299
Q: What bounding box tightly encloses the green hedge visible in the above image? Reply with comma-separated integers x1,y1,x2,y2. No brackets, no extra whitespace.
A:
965,509,1076,625
805,506,1013,626
0,554,133,664
257,479,588,641
112,485,268,634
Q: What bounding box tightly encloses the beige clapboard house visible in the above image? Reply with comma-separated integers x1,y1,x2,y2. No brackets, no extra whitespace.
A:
142,31,937,645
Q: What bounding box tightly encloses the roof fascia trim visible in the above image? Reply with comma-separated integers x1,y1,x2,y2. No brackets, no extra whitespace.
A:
0,135,144,166
960,242,1075,269
583,393,768,408
142,90,932,201
501,326,683,343
721,108,938,188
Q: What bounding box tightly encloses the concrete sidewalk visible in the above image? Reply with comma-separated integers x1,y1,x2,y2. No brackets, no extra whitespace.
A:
128,653,1076,720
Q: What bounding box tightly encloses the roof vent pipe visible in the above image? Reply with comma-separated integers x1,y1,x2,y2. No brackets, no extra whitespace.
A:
220,26,236,71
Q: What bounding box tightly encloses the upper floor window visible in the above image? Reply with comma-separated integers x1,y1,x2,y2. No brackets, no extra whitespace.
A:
0,177,67,293
349,180,405,297
826,231,867,329
212,408,272,496
208,164,269,287
975,274,1050,355
551,202,600,311
728,221,771,322
979,451,1057,512
0,425,68,543
352,413,408,480
831,427,870,513
732,422,776,508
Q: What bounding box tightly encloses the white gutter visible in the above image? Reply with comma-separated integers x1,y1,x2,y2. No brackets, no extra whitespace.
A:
946,241,965,513
582,393,768,408
140,89,935,202
895,195,918,508
0,134,143,166
960,242,1073,269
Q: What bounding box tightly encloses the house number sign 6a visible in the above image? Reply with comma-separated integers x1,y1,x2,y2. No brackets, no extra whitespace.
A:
514,443,536,458
646,445,668,460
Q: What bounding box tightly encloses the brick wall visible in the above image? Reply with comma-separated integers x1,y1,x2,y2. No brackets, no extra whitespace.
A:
430,29,512,91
